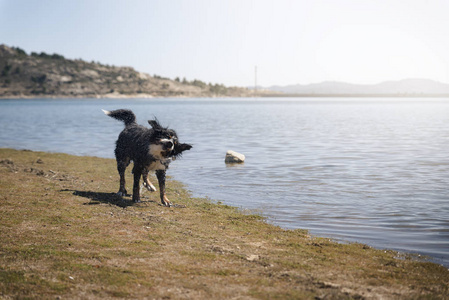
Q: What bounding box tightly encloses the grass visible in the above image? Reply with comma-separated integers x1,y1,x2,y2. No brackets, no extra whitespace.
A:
1,148,448,299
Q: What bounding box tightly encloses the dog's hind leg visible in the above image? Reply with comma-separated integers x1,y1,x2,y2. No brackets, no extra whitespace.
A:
116,157,130,197
156,170,172,207
141,168,157,192
132,165,143,203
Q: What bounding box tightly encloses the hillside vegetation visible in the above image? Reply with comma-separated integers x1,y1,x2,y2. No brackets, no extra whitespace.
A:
0,45,255,98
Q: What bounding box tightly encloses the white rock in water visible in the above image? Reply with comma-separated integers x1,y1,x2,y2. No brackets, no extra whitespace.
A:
225,150,245,163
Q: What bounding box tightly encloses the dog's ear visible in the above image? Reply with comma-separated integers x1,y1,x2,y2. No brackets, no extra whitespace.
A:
178,143,192,152
148,119,162,129
173,143,192,157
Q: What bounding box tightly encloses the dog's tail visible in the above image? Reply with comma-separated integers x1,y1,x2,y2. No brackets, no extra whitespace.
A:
102,109,136,126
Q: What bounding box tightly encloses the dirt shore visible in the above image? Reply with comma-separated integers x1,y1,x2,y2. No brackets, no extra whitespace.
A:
1,148,448,299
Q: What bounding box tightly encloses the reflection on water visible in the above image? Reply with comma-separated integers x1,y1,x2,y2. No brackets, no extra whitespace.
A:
0,97,448,266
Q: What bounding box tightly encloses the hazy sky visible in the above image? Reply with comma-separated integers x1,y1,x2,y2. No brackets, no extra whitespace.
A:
1,0,448,87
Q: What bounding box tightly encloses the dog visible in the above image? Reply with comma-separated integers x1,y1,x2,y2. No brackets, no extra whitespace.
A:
103,109,192,206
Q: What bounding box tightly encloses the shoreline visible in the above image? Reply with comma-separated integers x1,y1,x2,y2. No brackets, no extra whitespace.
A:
1,148,448,299
2,147,447,267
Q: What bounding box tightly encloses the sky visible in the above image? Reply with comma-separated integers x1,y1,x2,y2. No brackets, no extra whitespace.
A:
1,0,448,87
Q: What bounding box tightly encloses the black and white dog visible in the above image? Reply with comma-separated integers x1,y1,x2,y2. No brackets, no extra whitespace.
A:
103,109,192,206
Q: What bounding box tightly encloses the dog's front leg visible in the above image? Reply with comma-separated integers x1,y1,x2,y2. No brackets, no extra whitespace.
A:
132,166,143,203
156,170,172,207
142,169,157,192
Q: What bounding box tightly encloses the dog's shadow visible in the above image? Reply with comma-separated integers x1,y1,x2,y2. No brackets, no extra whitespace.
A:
64,189,156,208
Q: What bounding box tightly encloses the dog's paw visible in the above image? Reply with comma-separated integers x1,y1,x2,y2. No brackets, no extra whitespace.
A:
142,181,157,192
132,194,142,203
161,195,172,207
117,188,128,197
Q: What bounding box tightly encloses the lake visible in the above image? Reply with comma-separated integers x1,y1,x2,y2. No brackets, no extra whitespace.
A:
1,97,448,266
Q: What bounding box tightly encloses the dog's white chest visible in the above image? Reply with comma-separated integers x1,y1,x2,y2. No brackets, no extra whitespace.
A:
148,159,169,171
149,144,163,157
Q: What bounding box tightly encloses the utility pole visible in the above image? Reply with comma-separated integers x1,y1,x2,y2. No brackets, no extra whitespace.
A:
254,66,257,97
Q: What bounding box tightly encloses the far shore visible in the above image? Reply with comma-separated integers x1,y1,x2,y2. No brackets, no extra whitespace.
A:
2,93,449,100
1,148,448,299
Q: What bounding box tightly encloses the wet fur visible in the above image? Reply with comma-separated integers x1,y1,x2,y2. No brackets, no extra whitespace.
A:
103,109,192,205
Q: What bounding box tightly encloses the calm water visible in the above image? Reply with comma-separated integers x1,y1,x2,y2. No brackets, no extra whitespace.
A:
1,98,448,266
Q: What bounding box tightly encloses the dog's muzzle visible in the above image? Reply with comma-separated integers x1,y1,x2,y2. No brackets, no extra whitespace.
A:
161,139,174,151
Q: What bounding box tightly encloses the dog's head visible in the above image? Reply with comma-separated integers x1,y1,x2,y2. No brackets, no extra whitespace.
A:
148,119,192,158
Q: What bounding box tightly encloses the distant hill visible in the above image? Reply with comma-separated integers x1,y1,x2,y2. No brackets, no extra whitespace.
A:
266,79,449,97
3,44,447,99
0,45,255,98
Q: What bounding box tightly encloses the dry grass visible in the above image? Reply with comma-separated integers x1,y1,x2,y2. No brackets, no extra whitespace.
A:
1,148,448,299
